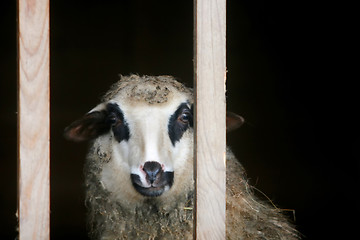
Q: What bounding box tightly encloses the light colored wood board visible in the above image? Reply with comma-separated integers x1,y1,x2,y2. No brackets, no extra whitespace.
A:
195,0,227,239
18,0,50,239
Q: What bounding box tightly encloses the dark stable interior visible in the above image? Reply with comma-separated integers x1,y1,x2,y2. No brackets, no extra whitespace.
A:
0,1,357,239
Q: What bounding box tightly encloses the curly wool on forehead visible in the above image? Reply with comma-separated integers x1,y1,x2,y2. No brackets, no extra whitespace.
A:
102,75,193,104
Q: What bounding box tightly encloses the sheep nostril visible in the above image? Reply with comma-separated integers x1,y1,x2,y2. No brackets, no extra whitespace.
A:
143,161,163,184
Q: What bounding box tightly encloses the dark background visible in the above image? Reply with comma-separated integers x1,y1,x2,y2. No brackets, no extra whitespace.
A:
1,0,358,239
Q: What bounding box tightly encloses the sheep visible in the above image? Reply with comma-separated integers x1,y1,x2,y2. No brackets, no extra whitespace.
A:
64,74,300,239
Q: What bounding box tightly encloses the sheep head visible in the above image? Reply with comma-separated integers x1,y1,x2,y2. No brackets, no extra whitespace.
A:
64,75,243,202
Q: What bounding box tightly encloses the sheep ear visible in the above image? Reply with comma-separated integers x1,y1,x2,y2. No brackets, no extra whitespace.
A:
64,110,110,142
226,112,244,132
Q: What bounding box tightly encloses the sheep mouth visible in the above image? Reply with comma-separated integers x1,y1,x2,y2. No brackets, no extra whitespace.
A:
130,172,174,197
132,184,166,197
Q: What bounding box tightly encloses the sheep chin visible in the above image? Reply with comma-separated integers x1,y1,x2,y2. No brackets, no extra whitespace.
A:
130,172,174,197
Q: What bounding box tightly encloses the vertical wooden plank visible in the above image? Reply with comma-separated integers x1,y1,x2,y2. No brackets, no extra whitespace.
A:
18,0,50,239
194,0,226,239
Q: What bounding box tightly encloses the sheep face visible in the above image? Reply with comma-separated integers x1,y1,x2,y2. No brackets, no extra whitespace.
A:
105,99,193,199
65,75,195,202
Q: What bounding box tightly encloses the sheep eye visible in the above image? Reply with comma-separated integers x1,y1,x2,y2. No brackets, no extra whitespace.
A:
107,112,118,125
106,103,130,142
178,110,191,124
168,103,193,146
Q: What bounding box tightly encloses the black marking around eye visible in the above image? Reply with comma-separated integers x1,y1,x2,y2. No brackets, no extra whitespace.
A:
168,103,193,146
106,103,130,143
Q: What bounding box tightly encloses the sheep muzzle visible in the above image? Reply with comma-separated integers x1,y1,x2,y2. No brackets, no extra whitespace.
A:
130,161,174,197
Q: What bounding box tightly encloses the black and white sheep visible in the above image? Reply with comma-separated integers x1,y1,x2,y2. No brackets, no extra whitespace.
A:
65,75,300,239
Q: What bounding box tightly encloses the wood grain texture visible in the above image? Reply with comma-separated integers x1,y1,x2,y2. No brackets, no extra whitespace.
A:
194,0,226,239
18,0,50,239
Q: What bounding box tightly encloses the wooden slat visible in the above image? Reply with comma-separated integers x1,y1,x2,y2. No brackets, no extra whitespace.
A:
194,0,227,239
18,0,50,239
